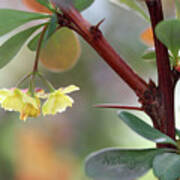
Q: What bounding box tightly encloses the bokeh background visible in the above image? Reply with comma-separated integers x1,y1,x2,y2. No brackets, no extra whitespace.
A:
0,0,179,179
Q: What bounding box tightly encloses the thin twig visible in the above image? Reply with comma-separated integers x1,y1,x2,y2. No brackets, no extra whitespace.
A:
33,26,47,73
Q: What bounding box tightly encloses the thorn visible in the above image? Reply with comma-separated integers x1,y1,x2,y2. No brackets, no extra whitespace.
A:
90,18,105,40
94,104,143,111
95,18,105,29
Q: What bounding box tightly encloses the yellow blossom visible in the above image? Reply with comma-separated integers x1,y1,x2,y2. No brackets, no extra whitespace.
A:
0,89,10,103
42,85,79,115
0,88,40,121
0,85,79,120
20,96,40,121
0,88,24,112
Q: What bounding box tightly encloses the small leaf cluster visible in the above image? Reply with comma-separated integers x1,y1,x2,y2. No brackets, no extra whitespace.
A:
0,10,49,69
0,0,94,120
140,1,180,70
85,111,180,180
117,0,180,70
0,0,94,69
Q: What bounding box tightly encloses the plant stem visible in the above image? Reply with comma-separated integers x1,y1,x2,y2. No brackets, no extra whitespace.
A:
54,1,176,144
37,72,55,92
55,6,148,96
15,72,32,88
145,0,175,140
33,26,47,73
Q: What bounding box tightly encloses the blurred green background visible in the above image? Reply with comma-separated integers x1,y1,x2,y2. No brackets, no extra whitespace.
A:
0,0,179,179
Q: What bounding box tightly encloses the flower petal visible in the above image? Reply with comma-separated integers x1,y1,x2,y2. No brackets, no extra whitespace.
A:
0,89,11,102
42,92,74,115
20,102,40,121
61,85,80,94
22,93,39,109
1,89,24,111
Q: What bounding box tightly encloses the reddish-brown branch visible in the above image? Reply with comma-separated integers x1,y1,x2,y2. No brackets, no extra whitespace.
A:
53,1,176,145
145,0,175,140
55,4,148,96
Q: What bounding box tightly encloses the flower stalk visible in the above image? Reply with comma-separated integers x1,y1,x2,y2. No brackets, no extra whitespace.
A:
33,26,47,73
37,72,55,92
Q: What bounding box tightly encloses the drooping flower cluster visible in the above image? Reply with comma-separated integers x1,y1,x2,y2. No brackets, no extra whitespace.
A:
0,85,79,121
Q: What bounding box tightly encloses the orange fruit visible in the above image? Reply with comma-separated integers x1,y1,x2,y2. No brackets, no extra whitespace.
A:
22,0,52,14
140,27,154,47
40,27,81,72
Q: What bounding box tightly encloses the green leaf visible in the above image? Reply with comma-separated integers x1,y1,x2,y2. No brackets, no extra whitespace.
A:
74,0,94,11
110,0,149,22
28,14,58,51
153,153,180,180
28,33,41,51
155,19,180,57
118,111,177,146
43,13,58,47
176,128,180,139
36,0,55,12
0,24,44,69
52,0,95,11
142,49,156,60
85,148,171,180
175,0,180,19
0,9,50,36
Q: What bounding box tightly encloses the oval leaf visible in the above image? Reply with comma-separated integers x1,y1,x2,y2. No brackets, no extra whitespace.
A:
110,0,149,21
119,111,177,146
52,0,95,11
28,32,41,51
74,0,94,11
85,148,171,180
0,24,44,69
0,9,50,36
36,0,55,12
142,49,156,60
42,13,58,47
28,14,58,51
153,153,180,180
176,128,180,139
175,0,180,19
155,19,180,57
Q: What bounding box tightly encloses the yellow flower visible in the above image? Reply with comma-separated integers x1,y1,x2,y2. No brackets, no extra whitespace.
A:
20,96,41,121
0,85,79,120
42,85,80,115
0,88,24,112
0,88,40,121
0,89,11,103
